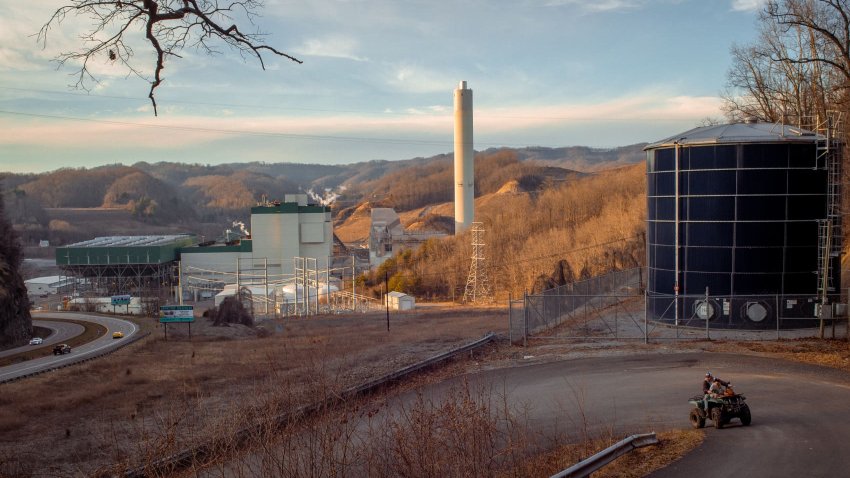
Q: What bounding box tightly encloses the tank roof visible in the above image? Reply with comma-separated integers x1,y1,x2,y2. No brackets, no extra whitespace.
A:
645,122,823,150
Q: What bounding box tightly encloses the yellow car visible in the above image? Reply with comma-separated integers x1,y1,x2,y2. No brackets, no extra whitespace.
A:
112,331,124,339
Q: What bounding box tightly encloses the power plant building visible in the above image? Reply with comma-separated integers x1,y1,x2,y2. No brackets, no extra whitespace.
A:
180,194,333,291
645,121,842,328
55,195,333,308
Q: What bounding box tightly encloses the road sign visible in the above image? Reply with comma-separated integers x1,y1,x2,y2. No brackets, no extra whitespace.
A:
159,305,195,323
111,294,131,306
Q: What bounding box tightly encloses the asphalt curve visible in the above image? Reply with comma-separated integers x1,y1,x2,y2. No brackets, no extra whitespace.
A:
405,352,850,478
0,320,85,359
0,312,138,382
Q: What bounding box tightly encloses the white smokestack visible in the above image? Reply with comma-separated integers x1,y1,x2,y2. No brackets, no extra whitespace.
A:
454,80,474,234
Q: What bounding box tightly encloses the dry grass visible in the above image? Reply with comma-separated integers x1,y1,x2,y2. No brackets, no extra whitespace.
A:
700,337,850,373
174,378,637,478
512,429,703,478
0,306,505,476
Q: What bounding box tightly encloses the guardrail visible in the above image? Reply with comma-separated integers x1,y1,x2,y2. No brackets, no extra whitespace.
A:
550,432,659,478
124,332,497,478
0,330,152,385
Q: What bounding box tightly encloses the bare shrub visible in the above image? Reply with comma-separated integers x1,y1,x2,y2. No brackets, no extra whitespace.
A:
209,297,254,327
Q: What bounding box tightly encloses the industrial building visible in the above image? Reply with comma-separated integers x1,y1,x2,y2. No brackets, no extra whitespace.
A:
56,234,195,300
179,194,334,301
645,120,842,328
369,208,405,267
54,194,335,316
24,276,78,297
387,291,415,311
368,207,447,268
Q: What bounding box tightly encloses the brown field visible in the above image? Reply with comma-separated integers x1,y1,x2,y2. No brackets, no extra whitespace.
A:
0,305,506,476
3,299,849,477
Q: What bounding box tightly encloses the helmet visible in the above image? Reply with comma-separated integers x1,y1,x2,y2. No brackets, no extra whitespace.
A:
705,372,712,378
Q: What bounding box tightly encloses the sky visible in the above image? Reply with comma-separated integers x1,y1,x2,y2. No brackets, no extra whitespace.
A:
0,0,768,174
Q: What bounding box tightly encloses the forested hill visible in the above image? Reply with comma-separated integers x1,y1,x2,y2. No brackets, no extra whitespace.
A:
2,144,645,246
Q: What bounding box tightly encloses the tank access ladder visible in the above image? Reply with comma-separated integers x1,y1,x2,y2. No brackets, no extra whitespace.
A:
815,113,843,298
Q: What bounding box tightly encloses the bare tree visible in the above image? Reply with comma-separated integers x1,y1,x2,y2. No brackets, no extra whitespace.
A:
765,0,850,84
39,0,302,115
722,1,846,125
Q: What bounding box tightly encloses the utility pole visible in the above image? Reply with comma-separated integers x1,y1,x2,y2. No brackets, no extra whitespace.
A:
385,270,390,331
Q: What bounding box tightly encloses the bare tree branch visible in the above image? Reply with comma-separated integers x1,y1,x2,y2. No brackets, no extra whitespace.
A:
39,0,302,116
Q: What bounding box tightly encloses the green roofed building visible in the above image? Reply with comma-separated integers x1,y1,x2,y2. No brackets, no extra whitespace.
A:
56,234,196,298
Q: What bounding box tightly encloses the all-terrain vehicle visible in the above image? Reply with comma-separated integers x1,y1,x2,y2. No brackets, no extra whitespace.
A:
53,343,71,355
689,386,751,429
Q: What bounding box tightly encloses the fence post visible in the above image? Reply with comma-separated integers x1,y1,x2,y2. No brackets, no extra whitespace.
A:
776,294,780,340
508,292,513,344
556,291,566,325
644,289,648,344
705,287,710,340
615,298,619,340
523,290,528,348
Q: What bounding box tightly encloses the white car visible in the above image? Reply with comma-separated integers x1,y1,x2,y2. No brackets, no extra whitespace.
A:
29,337,43,345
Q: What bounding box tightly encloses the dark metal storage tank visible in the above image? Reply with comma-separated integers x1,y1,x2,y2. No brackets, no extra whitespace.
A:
645,122,842,329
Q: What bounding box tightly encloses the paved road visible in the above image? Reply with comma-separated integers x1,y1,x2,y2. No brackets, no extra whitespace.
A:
0,312,139,382
403,352,850,478
0,320,85,359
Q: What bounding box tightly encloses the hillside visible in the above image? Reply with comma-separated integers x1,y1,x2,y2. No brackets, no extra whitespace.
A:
357,163,647,299
2,144,644,247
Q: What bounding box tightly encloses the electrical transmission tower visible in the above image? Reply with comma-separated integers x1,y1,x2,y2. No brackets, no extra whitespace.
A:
463,222,492,303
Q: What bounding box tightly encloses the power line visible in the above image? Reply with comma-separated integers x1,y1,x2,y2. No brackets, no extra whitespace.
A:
376,234,643,280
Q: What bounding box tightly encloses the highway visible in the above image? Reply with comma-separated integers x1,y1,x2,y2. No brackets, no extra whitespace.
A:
0,319,84,359
0,312,139,382
402,352,850,477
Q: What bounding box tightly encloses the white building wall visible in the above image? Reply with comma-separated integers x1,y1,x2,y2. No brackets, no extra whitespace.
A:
298,211,332,270
251,211,284,273
181,250,251,285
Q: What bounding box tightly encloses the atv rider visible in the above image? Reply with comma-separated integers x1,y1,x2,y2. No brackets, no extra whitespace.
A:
702,372,729,415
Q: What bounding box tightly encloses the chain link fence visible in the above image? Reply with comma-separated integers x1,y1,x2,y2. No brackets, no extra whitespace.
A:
509,268,645,344
647,292,848,339
509,268,848,345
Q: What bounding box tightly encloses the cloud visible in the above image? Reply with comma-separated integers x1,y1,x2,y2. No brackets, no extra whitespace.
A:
387,64,453,93
292,35,368,61
0,92,724,154
544,0,644,12
731,0,767,12
476,93,723,133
